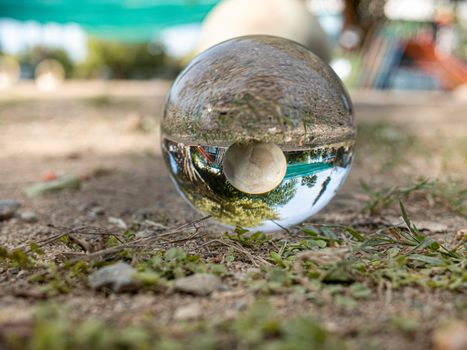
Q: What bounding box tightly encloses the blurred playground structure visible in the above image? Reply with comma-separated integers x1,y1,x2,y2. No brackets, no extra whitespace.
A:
0,0,466,91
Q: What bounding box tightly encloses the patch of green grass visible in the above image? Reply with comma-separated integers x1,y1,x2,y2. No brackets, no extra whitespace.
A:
4,301,345,350
224,227,271,248
83,95,139,108
356,122,419,170
2,201,464,299
1,202,464,350
389,316,419,335
0,242,229,296
0,247,34,268
361,178,432,215
427,179,467,217
85,95,113,106
441,137,467,170
134,247,228,285
361,178,467,217
250,202,465,298
6,198,464,298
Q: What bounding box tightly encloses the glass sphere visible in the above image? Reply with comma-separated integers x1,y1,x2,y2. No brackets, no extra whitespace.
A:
161,35,356,231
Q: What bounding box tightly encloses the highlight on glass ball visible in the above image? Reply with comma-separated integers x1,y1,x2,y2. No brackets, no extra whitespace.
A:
161,35,356,231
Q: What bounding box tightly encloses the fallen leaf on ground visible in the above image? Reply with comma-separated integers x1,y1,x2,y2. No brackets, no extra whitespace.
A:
23,175,81,198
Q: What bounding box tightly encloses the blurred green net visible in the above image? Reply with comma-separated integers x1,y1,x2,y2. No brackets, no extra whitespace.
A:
0,0,220,41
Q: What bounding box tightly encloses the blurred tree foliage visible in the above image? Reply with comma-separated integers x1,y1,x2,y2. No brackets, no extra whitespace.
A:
301,175,318,188
74,38,181,79
17,47,74,78
14,39,182,80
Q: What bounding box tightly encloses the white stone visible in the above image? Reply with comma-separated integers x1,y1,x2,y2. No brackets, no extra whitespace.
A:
0,200,20,220
88,262,139,293
174,273,220,296
174,303,203,321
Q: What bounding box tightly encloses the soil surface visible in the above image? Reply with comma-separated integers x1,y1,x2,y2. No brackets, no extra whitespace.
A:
0,82,466,350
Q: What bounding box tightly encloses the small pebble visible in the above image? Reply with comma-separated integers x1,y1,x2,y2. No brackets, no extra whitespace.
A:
143,220,167,230
108,217,127,229
0,200,21,221
174,303,203,321
174,273,220,296
16,211,38,223
223,142,287,194
88,262,139,293
78,200,98,213
90,207,105,216
233,300,248,311
135,230,151,239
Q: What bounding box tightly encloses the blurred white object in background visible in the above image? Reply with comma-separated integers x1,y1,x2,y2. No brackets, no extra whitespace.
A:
0,20,87,62
384,0,435,21
197,0,331,62
158,24,202,58
339,28,362,50
0,56,20,90
453,83,467,102
330,57,352,81
35,59,65,92
307,0,344,45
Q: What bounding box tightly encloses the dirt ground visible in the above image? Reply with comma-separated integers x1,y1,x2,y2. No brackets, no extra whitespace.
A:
0,82,466,350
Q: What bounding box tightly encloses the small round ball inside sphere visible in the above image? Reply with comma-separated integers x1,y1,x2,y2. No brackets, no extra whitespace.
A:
223,143,287,194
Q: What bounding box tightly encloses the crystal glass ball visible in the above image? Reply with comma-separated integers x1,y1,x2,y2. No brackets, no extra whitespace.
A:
161,35,356,231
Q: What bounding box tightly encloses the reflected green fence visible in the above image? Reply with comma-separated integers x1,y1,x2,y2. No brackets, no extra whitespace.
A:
284,162,333,180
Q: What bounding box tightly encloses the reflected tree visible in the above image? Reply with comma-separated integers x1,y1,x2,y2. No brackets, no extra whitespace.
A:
192,195,278,228
301,175,318,188
313,176,331,205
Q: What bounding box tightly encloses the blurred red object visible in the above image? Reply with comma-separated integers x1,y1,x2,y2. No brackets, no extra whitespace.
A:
42,171,58,182
404,38,467,90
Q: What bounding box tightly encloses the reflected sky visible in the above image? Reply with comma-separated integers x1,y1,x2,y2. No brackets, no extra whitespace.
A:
252,165,350,231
